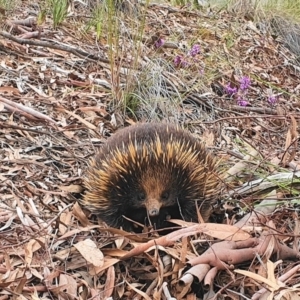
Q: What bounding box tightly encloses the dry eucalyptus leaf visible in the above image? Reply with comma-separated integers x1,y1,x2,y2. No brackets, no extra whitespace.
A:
168,221,251,241
74,239,104,267
58,184,83,193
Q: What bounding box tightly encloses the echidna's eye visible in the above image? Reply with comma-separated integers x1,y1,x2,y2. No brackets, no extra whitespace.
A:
138,192,146,201
161,191,169,200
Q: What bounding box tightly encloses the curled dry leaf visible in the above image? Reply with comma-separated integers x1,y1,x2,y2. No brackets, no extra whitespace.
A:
25,238,44,265
125,281,152,300
282,114,298,166
89,258,120,276
102,248,129,257
90,288,102,300
252,264,300,300
14,277,27,295
0,209,16,231
58,273,77,297
58,225,102,240
72,201,91,227
224,148,259,179
30,268,44,281
201,130,215,147
59,210,72,235
104,266,115,299
0,268,26,287
58,184,83,193
73,239,104,268
235,189,278,228
168,221,251,241
121,223,250,260
235,261,285,293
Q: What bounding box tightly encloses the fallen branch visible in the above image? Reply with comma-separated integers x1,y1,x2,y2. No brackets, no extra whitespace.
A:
0,121,53,136
9,17,36,27
120,223,250,260
0,30,110,63
203,114,300,125
229,170,300,196
0,96,57,125
180,223,300,286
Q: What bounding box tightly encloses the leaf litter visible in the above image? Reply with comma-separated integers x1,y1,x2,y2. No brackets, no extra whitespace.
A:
0,0,300,299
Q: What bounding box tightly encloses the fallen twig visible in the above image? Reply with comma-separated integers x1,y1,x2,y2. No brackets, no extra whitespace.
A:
0,96,57,125
0,30,110,63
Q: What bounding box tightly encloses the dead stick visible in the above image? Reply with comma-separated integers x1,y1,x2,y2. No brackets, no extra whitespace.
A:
0,30,109,63
0,96,57,125
203,114,300,124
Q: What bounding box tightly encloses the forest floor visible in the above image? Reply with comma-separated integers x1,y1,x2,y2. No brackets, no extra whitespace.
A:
1,0,300,299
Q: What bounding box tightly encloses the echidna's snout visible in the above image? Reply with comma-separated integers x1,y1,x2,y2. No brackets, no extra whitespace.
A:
146,199,162,217
148,208,160,216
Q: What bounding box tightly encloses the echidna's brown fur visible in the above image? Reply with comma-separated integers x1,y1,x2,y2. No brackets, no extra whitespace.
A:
82,123,222,231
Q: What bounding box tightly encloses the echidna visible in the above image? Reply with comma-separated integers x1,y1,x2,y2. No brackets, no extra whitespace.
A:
82,123,222,232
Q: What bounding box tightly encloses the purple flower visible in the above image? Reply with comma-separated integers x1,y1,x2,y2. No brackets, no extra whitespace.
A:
181,60,189,67
239,76,251,91
189,44,201,57
267,95,277,105
174,55,182,66
237,97,249,106
155,38,165,48
225,83,238,95
174,55,188,67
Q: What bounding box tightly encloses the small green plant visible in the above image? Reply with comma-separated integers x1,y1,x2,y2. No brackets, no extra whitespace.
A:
37,9,47,26
0,0,19,17
224,33,235,49
49,0,68,29
87,4,105,40
123,93,140,118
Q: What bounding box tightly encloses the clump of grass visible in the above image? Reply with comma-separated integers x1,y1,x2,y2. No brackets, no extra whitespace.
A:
37,9,47,26
169,0,205,9
208,0,300,58
0,0,18,10
88,0,151,111
0,0,19,19
123,58,184,122
122,93,141,119
208,0,300,22
270,16,300,57
48,0,68,29
89,5,105,39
